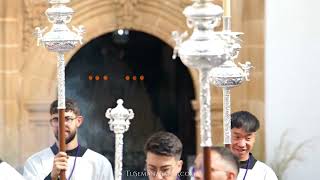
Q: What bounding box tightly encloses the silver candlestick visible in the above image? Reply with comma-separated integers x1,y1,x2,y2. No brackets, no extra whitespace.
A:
172,0,228,179
34,1,84,180
172,0,227,149
209,6,253,144
105,99,134,180
209,59,253,144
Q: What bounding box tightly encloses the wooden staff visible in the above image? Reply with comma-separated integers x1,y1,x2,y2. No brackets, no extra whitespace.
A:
57,53,66,180
203,147,211,180
58,109,66,180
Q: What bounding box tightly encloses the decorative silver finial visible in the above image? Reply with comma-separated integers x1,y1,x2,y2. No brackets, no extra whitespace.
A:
34,0,84,53
105,99,134,180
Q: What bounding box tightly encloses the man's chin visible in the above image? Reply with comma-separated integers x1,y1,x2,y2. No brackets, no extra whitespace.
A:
237,152,250,160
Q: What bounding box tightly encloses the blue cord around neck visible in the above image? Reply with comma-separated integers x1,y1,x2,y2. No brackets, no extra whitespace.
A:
242,154,251,180
67,145,80,180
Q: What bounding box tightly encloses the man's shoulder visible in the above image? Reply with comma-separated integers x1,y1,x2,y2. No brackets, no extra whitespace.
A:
255,160,278,178
25,147,53,163
84,149,112,165
255,160,273,170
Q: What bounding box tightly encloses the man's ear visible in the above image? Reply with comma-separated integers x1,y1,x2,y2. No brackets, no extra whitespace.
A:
227,171,236,180
177,160,183,172
76,116,84,127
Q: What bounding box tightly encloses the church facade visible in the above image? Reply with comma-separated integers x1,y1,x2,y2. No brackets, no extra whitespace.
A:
0,0,265,168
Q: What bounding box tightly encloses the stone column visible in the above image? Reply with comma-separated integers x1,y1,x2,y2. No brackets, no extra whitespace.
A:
0,0,24,167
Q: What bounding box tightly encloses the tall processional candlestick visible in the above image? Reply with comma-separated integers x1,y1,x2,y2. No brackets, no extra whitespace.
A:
172,1,226,179
34,1,84,179
210,0,253,146
105,99,134,180
172,0,253,179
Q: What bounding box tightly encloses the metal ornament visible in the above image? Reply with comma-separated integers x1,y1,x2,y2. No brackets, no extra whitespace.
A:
172,0,227,148
34,1,84,179
34,0,84,110
209,2,253,144
106,99,134,180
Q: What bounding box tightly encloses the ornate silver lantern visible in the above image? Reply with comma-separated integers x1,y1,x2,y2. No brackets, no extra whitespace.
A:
105,99,134,180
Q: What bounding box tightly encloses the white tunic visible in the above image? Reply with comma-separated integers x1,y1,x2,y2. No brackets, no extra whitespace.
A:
23,145,114,180
237,155,278,180
0,162,25,180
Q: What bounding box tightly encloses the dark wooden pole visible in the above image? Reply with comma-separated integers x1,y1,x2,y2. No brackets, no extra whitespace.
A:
203,147,211,180
58,109,66,180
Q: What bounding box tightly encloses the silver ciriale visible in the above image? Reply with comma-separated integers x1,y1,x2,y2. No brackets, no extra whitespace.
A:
105,99,134,180
172,0,228,147
34,0,84,109
209,20,253,144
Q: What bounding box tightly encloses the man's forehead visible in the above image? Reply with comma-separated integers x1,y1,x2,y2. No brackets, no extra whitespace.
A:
195,152,224,167
51,111,75,117
146,152,176,166
232,128,255,136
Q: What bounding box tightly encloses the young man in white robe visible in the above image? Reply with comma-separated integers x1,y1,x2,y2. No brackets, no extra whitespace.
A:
23,99,114,180
230,111,278,180
144,131,184,180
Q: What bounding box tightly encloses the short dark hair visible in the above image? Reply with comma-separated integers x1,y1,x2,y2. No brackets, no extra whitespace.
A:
0,158,2,163
211,146,240,174
50,98,81,115
231,111,260,133
144,131,183,160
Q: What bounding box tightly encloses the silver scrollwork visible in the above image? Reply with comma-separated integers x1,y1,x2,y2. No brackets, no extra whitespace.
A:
223,88,231,144
34,0,85,111
57,53,65,109
105,99,134,180
200,69,212,147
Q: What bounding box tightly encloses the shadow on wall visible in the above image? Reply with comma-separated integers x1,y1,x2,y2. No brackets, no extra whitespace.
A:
270,129,315,180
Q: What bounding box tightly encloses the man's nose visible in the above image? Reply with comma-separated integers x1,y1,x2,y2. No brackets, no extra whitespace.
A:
238,139,246,147
194,169,203,180
155,172,164,180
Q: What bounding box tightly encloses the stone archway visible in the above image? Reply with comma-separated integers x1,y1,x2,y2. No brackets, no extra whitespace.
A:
20,0,203,166
17,0,266,166
21,0,200,102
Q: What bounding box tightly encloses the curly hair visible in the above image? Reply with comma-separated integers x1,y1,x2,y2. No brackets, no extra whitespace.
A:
144,131,183,160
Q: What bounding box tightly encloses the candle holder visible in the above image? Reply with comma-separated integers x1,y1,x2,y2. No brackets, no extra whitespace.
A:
172,1,229,179
105,99,134,180
34,1,84,179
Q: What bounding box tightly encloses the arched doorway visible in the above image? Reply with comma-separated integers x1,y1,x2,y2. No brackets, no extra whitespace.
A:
65,30,196,179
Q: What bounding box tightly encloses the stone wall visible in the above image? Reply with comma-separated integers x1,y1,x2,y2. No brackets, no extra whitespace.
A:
0,0,265,167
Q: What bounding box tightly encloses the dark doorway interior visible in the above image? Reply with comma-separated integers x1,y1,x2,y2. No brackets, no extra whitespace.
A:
65,30,196,179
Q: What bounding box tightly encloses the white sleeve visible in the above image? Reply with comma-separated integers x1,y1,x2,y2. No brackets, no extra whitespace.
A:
99,159,114,180
23,158,48,180
0,162,25,180
264,167,278,180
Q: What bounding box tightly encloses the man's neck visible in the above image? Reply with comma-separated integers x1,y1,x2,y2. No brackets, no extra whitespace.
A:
239,153,250,162
56,136,79,151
